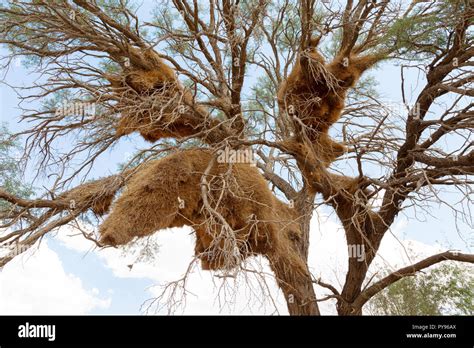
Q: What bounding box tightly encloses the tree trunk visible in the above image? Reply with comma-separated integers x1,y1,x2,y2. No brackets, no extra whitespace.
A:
336,217,387,316
269,253,320,315
267,189,319,315
337,301,363,315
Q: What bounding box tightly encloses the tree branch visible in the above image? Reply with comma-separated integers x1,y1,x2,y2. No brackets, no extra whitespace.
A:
354,251,474,308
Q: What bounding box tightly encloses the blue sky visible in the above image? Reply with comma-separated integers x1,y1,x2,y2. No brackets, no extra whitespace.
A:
0,1,472,315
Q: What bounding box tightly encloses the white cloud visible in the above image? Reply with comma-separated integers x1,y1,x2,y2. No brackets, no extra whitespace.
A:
306,212,446,314
56,224,288,314
39,212,454,315
0,240,111,314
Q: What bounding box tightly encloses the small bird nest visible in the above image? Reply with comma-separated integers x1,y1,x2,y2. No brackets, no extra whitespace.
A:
106,48,211,143
59,175,126,216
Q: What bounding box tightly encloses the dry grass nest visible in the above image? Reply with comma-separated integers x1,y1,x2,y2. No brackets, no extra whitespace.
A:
98,148,306,272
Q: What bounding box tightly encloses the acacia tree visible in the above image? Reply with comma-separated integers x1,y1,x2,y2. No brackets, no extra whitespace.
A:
0,0,472,315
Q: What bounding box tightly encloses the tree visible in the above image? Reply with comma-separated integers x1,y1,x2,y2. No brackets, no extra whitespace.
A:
0,0,472,315
366,263,474,315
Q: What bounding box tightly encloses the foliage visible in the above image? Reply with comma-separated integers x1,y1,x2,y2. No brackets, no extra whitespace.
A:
366,263,474,315
0,124,33,211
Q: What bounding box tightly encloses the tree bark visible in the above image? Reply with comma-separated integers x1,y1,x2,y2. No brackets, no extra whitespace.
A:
267,189,320,315
335,207,390,315
269,253,320,315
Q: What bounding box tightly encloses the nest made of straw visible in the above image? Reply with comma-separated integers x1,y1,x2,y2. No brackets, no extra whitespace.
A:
277,49,343,131
59,175,126,216
277,48,374,167
107,49,210,142
99,149,304,271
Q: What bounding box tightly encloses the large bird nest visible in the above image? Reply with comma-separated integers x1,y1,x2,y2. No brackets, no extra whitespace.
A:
99,149,306,273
